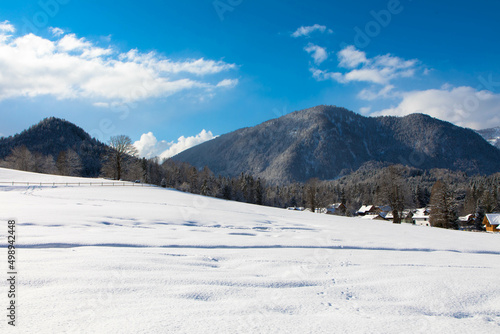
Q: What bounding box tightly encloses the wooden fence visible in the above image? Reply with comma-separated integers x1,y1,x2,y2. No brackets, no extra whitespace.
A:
0,181,156,187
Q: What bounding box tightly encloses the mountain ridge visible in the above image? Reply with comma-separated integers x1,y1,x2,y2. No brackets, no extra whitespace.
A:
476,126,500,149
171,105,500,183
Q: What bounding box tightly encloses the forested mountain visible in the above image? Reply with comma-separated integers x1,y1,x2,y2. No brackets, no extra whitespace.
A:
477,126,500,149
171,105,500,183
0,115,498,221
0,117,108,177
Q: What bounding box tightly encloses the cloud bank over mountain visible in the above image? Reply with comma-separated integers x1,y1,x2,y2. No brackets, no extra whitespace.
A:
134,130,217,160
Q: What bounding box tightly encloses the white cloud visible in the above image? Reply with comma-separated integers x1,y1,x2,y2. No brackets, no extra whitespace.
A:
304,44,328,65
359,106,372,115
216,78,239,88
0,24,238,104
133,132,172,159
344,68,388,84
56,33,114,59
159,130,216,159
310,68,343,82
120,50,237,76
292,24,332,38
0,20,15,33
357,85,395,101
338,45,367,68
49,27,64,37
92,102,110,108
371,86,500,129
57,33,92,51
0,20,15,43
134,130,217,160
312,45,417,85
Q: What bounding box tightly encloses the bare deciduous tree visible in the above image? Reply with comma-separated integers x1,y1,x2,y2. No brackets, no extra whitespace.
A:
32,152,57,174
102,135,138,180
379,166,407,224
56,149,82,176
305,178,319,212
4,146,34,171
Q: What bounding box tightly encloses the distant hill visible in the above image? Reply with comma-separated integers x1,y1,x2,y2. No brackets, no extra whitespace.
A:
476,126,500,149
0,117,108,177
171,105,500,183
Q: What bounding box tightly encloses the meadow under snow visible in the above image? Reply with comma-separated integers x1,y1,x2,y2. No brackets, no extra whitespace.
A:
0,167,499,333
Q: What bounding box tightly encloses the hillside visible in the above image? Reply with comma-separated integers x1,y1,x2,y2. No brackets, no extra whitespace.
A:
1,167,500,333
0,117,108,177
171,105,500,183
477,126,500,149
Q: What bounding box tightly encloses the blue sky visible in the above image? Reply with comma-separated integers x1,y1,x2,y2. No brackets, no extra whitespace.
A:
1,0,500,158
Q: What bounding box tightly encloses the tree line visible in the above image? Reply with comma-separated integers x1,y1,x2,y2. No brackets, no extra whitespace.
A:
1,135,499,230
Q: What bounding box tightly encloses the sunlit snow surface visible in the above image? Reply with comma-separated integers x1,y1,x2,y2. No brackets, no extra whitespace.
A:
0,168,499,333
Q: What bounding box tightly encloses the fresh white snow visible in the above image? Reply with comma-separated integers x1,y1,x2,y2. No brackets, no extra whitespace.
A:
0,167,500,333
486,214,500,226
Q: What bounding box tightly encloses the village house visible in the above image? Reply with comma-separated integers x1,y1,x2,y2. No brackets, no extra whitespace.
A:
372,214,390,221
458,214,476,231
483,213,500,232
383,211,392,221
413,208,431,227
326,203,347,216
287,207,305,211
385,209,412,223
357,205,380,216
360,212,387,221
378,205,392,214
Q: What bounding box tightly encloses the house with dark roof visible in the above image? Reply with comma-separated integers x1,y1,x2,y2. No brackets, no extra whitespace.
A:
357,205,379,216
458,214,476,231
326,203,347,216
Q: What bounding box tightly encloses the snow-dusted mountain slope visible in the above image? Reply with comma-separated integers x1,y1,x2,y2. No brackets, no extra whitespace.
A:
172,106,500,183
477,126,500,149
0,167,499,333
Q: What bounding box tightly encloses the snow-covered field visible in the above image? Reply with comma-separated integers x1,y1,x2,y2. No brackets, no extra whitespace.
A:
0,167,499,333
